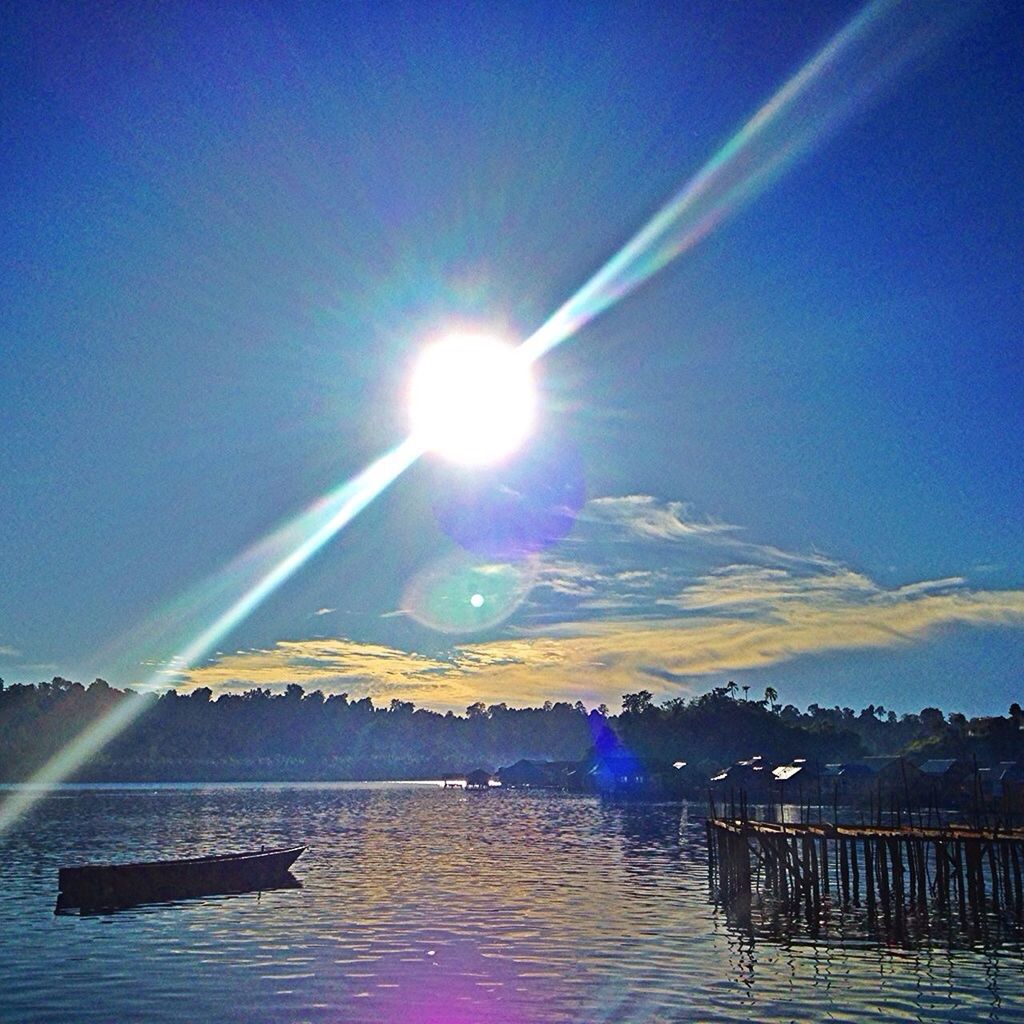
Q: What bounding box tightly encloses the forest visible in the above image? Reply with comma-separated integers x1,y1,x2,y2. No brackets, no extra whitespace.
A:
1,676,1022,783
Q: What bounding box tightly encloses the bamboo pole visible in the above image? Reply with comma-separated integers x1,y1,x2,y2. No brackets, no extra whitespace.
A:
840,837,850,906
864,836,876,925
851,835,860,906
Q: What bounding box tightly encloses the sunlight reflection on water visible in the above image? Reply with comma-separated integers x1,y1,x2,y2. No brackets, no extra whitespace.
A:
1,783,1021,1023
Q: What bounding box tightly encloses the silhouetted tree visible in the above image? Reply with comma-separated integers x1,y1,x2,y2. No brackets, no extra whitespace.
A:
621,691,654,715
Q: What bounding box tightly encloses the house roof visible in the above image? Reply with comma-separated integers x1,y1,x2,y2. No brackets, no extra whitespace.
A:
861,756,900,769
919,759,959,775
856,756,924,776
712,761,767,780
822,763,873,778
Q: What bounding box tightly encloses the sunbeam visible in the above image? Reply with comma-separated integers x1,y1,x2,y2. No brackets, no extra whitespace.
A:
518,0,967,365
170,438,423,673
0,439,421,836
0,0,972,837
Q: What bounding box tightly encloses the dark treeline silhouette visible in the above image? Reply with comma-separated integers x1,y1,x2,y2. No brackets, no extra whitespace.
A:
0,677,592,782
617,684,1024,775
1,676,1022,783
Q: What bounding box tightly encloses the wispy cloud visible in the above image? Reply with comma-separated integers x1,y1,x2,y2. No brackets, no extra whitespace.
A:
177,495,1024,711
0,645,21,658
182,639,455,698
313,607,336,617
582,495,738,541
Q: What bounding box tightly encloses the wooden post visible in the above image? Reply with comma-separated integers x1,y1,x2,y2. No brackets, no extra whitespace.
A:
737,826,752,904
921,839,929,913
840,837,850,906
808,835,821,928
953,837,967,926
1001,840,1013,919
988,840,1001,916
851,835,860,907
864,836,877,925
965,839,983,928
780,834,791,904
802,835,814,923
706,819,716,891
889,837,905,931
906,833,917,909
820,834,830,901
935,840,948,913
877,837,892,932
1011,839,1023,920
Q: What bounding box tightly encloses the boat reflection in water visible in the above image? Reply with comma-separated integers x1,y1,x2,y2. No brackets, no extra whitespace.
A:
56,844,305,914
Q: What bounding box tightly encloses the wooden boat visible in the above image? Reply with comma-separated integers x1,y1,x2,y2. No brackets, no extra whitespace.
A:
57,844,305,909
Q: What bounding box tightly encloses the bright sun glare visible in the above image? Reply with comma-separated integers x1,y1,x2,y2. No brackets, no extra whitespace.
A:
409,333,535,465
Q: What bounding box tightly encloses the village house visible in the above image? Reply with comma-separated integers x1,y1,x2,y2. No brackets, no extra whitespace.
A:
497,759,575,789
770,758,823,803
465,768,492,790
584,752,691,798
820,762,874,803
918,758,977,805
710,755,771,803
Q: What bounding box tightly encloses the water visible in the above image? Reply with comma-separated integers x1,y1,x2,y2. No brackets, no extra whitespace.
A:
1,783,1022,1023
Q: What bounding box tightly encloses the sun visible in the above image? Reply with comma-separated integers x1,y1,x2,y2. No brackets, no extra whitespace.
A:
409,333,535,465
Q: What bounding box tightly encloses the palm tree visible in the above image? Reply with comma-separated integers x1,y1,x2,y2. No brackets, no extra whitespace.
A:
742,685,750,701
726,680,738,699
764,686,778,711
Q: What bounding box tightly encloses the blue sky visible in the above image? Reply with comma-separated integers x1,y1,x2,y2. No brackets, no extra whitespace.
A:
2,0,1022,716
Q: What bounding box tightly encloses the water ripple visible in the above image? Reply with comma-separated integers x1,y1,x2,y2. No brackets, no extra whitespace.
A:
1,783,1023,1023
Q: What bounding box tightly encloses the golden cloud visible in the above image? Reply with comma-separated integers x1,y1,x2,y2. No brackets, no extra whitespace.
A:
179,587,1024,712
172,496,1024,711
180,639,453,696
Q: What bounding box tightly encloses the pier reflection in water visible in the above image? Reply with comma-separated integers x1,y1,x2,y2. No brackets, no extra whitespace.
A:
1,783,1022,1023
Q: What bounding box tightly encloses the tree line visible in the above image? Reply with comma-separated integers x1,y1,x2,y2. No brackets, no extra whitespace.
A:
0,675,1021,783
614,683,1024,774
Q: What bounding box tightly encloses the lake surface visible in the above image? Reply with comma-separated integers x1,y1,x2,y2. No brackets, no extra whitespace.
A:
2,782,1022,1023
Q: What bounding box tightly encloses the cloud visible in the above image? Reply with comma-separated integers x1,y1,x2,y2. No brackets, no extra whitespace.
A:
176,495,1024,712
582,495,738,540
313,607,336,617
181,638,454,695
0,645,21,658
668,563,881,612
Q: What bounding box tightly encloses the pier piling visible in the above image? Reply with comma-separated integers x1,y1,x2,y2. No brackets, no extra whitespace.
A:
708,816,1024,939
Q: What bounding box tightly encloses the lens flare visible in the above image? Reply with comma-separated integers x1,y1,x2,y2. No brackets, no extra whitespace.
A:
431,435,585,560
0,0,971,837
0,438,420,836
402,553,536,634
518,0,967,365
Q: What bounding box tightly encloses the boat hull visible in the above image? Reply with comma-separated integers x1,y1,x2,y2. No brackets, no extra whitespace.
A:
58,845,305,909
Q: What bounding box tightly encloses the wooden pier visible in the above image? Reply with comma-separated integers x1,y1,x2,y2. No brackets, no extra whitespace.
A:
707,817,1024,940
